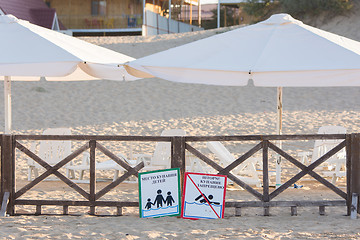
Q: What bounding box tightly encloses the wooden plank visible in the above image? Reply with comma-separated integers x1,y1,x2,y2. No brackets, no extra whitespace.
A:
35,205,41,215
15,142,90,200
225,200,346,208
63,205,69,215
15,135,172,142
185,143,263,200
219,142,262,175
185,134,346,142
95,162,144,200
235,207,241,217
96,142,136,172
15,199,139,207
16,141,89,172
264,206,270,216
116,207,123,216
291,206,297,216
351,134,360,214
269,141,347,199
0,192,10,217
262,141,269,202
14,134,347,143
268,141,347,200
89,140,96,215
1,135,14,215
319,206,325,215
1,136,13,192
346,134,352,215
171,137,185,185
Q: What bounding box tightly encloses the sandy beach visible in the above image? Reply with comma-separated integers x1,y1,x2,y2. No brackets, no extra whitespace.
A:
1,8,360,239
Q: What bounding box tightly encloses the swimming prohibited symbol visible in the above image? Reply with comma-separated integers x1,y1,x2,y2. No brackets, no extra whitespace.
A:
139,168,181,218
181,172,227,220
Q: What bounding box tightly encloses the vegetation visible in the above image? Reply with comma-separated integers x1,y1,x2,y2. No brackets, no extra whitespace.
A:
202,7,240,29
202,0,353,29
279,0,353,18
242,0,280,19
243,0,353,22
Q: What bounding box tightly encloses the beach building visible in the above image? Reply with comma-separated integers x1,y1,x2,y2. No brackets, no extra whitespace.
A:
0,0,64,30
40,0,205,36
45,0,143,36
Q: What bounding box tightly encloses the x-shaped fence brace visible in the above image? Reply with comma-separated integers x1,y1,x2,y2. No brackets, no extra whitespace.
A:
185,140,348,202
14,140,144,201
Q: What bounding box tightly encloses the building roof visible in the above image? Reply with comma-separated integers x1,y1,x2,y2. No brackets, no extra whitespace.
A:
0,0,65,29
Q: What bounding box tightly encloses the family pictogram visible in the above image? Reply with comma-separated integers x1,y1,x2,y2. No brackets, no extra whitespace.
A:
145,189,175,209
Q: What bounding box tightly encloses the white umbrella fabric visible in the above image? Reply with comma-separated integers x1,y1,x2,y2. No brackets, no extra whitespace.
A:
125,13,360,187
126,13,360,86
0,14,137,133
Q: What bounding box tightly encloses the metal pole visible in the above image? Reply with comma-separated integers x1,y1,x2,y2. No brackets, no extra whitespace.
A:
276,86,283,188
142,0,147,36
217,0,220,28
4,76,11,134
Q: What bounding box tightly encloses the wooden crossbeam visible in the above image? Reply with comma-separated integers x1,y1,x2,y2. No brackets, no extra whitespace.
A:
95,162,144,200
268,140,347,200
15,142,90,200
219,142,262,175
96,142,138,174
185,143,263,200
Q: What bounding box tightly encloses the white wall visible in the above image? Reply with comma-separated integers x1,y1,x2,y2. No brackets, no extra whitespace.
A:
143,10,203,36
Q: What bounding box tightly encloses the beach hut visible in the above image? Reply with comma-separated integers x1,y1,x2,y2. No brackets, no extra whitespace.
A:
0,14,137,133
124,13,360,186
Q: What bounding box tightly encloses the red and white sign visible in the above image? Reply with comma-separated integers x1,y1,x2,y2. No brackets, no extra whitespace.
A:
181,172,227,220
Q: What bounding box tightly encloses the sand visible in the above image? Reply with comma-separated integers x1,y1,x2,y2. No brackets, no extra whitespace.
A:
1,8,360,240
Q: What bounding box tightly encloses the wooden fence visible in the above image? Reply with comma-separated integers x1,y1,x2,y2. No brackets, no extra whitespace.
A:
1,133,360,216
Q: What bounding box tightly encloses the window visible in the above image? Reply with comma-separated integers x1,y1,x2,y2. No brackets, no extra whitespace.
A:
91,0,106,16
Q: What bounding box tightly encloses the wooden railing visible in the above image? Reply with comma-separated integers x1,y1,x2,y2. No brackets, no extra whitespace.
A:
1,134,360,216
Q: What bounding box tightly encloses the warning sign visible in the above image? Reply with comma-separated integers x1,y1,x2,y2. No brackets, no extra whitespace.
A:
181,172,227,220
138,168,181,218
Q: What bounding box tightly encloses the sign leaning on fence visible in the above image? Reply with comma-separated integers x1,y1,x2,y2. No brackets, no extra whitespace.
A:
181,172,227,220
138,168,181,218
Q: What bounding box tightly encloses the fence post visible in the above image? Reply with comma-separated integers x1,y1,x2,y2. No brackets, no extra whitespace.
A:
171,136,185,187
346,134,352,215
351,133,360,214
89,140,96,215
262,140,270,216
1,134,14,215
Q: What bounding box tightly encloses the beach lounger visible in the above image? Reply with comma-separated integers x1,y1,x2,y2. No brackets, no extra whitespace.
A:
139,129,186,171
207,141,262,187
27,128,73,181
298,126,346,185
66,152,139,183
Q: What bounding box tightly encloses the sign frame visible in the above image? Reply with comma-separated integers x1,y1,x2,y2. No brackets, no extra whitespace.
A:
181,172,227,220
138,168,181,218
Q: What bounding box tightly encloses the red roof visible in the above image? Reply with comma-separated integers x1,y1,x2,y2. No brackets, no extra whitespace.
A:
0,0,66,29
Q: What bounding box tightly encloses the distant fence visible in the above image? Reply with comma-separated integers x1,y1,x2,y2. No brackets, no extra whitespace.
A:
143,10,203,36
1,134,360,216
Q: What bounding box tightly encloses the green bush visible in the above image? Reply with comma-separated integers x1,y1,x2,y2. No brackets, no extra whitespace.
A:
243,0,277,18
243,0,353,20
279,0,353,17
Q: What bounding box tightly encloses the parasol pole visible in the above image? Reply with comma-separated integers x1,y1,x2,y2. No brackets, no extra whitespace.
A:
276,86,282,188
4,76,11,134
198,0,201,27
